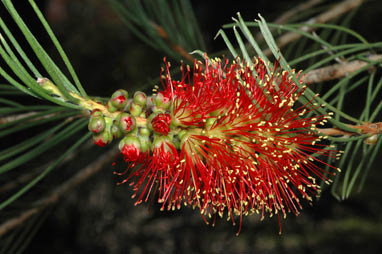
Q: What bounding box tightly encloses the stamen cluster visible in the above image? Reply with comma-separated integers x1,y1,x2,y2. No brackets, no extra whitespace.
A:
90,57,338,233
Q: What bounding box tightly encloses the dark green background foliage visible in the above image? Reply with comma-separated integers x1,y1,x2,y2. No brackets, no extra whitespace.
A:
0,0,381,253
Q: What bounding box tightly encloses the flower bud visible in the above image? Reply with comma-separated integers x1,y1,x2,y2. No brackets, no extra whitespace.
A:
133,91,147,107
107,100,118,113
88,116,106,134
119,135,141,162
152,135,172,149
111,123,122,139
152,106,166,113
153,91,170,110
37,77,65,98
139,127,151,137
110,89,128,109
129,102,143,116
90,108,103,117
138,136,150,153
146,113,156,131
117,112,136,134
364,134,378,145
151,113,171,136
93,130,113,147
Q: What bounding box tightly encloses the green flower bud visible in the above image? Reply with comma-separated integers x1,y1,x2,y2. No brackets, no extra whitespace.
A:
107,100,118,113
152,135,172,149
133,91,147,107
146,112,156,131
129,102,143,117
117,112,136,134
139,127,151,137
119,135,140,151
111,123,122,139
37,77,65,98
138,136,150,153
153,92,170,110
152,106,166,113
88,116,106,134
90,109,103,117
93,130,113,147
110,89,128,109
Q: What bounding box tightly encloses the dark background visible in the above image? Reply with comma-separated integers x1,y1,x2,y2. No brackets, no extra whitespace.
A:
1,0,381,253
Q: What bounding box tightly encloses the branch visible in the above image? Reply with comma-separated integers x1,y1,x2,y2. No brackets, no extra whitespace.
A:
273,0,324,25
303,54,382,83
263,0,364,56
0,146,119,236
318,122,382,136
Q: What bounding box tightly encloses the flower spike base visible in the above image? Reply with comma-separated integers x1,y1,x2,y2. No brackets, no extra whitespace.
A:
80,56,339,234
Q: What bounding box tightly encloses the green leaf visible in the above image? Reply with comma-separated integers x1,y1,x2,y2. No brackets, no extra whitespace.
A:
108,0,206,62
0,125,91,210
0,118,87,174
28,0,87,98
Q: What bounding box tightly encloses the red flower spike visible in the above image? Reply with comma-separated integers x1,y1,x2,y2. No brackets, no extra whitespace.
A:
151,113,171,136
115,56,338,234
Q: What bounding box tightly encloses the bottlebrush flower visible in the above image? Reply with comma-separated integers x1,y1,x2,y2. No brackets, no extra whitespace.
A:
114,56,338,234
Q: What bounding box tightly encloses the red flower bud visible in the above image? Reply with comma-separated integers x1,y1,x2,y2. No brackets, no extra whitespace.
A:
121,144,140,162
93,130,112,147
88,116,106,134
110,89,128,109
151,113,171,136
117,113,136,134
119,136,141,163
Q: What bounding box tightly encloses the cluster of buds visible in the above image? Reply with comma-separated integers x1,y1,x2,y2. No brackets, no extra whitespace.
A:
87,87,179,167
87,89,148,151
86,56,339,234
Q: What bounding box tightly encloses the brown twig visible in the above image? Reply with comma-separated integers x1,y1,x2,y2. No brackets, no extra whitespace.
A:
273,0,325,25
0,112,37,124
303,54,382,83
0,146,119,236
0,110,86,125
318,122,382,136
263,0,364,57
